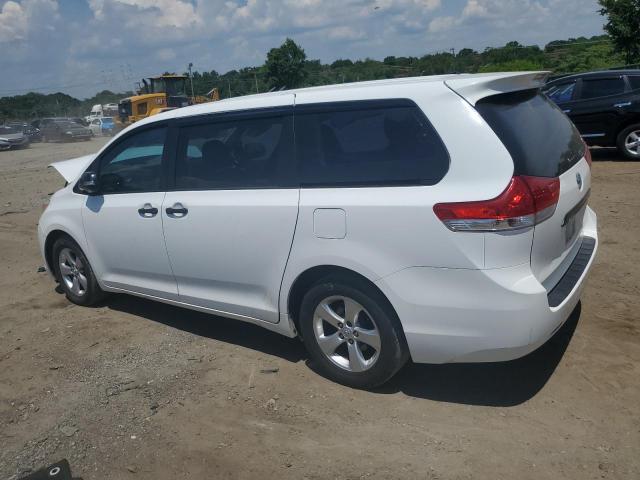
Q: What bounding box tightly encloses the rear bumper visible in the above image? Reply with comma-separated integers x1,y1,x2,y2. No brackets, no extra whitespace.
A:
376,206,598,364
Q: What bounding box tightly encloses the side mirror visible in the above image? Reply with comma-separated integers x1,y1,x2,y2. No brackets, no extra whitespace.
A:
77,171,99,195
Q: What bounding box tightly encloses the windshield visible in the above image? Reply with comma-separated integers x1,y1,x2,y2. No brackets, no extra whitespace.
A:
150,77,186,96
0,126,20,134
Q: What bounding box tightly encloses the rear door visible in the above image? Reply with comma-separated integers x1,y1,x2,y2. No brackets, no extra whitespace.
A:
161,101,298,323
475,89,591,285
569,75,628,144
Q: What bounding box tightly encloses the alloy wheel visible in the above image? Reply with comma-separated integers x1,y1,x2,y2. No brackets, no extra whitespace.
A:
312,295,381,372
624,130,640,158
58,247,88,297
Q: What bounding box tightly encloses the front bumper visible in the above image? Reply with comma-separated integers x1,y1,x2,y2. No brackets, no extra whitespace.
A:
376,207,598,364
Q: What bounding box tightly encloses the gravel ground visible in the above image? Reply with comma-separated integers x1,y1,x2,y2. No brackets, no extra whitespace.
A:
0,140,639,479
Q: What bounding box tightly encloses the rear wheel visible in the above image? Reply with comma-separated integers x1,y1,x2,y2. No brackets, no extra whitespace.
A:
299,276,408,388
617,124,640,160
52,236,105,306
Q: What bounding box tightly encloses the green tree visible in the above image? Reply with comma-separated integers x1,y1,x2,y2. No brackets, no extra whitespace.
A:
598,0,640,64
265,38,307,90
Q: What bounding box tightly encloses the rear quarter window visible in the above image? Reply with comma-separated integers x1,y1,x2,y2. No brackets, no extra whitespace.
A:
295,100,449,187
476,89,585,178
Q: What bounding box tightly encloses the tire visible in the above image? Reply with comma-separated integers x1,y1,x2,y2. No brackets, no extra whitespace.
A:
616,123,640,160
299,275,409,388
51,235,106,306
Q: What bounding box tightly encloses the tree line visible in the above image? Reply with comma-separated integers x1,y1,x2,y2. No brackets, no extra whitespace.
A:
0,34,632,121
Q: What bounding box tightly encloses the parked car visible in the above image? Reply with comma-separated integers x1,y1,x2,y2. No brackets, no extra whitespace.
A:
543,69,640,159
70,117,88,126
88,117,116,136
31,117,67,130
41,120,92,143
39,72,598,388
0,125,30,150
6,121,41,142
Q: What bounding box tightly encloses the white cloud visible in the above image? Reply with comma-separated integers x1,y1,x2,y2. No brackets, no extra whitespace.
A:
0,0,57,42
428,15,457,33
0,0,604,99
0,1,27,42
462,0,489,18
88,0,200,27
429,0,599,37
155,47,176,61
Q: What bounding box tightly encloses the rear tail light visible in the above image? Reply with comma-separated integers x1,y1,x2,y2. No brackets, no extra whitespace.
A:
582,140,592,167
433,176,560,232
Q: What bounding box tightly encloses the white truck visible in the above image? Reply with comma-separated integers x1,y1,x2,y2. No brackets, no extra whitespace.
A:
85,103,118,123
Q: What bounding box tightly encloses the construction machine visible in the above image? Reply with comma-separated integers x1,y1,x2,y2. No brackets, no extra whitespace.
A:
117,75,219,127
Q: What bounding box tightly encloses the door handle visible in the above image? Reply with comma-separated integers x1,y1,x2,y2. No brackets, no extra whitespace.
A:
166,203,188,217
138,203,158,217
613,102,632,108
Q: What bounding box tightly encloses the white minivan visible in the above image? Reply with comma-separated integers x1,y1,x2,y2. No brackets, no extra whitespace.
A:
38,72,598,387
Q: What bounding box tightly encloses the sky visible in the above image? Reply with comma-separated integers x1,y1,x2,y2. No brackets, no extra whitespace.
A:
0,0,605,99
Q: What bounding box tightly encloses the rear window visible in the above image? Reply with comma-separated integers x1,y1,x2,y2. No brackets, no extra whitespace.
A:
295,100,449,187
476,89,584,178
544,81,576,103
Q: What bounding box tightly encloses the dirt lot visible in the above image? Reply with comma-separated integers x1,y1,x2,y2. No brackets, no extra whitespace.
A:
0,139,638,480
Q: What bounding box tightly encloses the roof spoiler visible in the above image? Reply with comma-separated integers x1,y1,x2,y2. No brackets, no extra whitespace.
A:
444,71,550,106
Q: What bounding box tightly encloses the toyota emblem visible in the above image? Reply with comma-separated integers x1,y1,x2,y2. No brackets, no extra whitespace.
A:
576,172,583,190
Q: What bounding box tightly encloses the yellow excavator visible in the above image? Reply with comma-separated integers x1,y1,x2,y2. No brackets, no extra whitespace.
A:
117,74,219,127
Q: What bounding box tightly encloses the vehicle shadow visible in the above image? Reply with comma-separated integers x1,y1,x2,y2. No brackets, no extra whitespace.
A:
590,147,625,162
103,292,580,407
378,303,582,407
103,294,307,363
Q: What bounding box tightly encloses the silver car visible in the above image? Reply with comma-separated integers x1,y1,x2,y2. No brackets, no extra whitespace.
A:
0,125,29,150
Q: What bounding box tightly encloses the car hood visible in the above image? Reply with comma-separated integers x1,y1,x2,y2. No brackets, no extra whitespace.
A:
49,153,96,183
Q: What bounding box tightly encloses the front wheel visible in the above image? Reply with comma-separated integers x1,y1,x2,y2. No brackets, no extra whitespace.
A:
299,276,409,388
52,236,106,306
617,124,640,160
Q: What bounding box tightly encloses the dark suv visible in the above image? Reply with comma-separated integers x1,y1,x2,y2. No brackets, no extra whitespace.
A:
543,70,640,159
40,119,92,143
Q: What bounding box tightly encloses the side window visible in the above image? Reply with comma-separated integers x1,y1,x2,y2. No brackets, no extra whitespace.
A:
99,126,166,194
295,101,449,186
579,77,626,100
628,76,640,91
544,82,576,103
174,113,293,190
